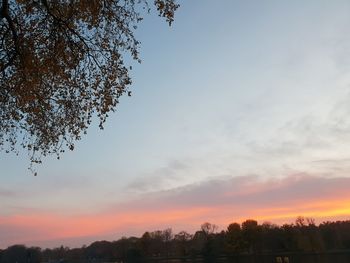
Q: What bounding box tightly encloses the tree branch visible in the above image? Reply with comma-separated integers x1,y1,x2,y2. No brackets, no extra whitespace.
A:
39,0,102,69
0,0,19,72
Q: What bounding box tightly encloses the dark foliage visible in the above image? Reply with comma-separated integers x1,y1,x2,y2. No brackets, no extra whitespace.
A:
0,0,179,170
2,217,350,262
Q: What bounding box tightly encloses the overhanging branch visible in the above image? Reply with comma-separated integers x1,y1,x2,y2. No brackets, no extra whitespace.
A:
1,0,20,72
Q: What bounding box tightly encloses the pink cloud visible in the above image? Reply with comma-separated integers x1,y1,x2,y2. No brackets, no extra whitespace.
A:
1,174,350,248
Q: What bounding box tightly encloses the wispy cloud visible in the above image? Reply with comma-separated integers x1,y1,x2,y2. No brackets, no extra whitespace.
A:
0,189,15,197
127,160,190,192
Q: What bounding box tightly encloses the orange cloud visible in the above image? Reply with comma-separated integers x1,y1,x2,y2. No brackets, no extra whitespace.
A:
1,174,350,248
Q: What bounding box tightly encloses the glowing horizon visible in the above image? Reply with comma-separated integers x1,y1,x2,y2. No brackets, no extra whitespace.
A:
1,174,350,248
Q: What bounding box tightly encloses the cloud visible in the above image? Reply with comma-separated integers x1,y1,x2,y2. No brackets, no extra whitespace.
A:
1,174,350,248
127,160,189,192
133,173,350,210
0,189,15,197
243,92,350,174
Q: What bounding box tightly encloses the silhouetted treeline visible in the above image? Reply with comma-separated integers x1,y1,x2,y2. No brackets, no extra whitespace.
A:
1,217,350,263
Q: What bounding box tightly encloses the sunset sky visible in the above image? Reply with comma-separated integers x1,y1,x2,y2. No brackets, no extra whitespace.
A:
2,0,350,248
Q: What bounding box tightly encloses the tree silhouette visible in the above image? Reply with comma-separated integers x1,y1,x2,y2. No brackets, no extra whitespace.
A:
226,222,243,253
174,231,192,257
201,222,218,237
241,219,261,253
2,218,350,263
0,0,179,170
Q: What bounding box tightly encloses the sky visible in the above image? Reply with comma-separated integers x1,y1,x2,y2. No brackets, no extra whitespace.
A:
2,0,350,248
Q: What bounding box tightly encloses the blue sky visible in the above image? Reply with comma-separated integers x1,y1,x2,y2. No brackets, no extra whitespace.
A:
2,0,350,248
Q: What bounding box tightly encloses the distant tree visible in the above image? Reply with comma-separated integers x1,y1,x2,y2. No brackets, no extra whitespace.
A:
295,216,315,227
281,223,299,251
260,222,285,252
203,230,225,263
174,231,192,257
4,219,350,262
0,245,27,263
226,222,243,253
295,216,307,227
162,228,173,258
140,231,152,257
174,230,192,242
26,247,42,263
319,221,343,250
149,230,165,256
201,222,218,237
85,241,116,261
66,247,84,263
197,223,219,263
192,230,207,253
0,0,179,171
114,237,130,260
294,217,325,252
241,219,261,253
